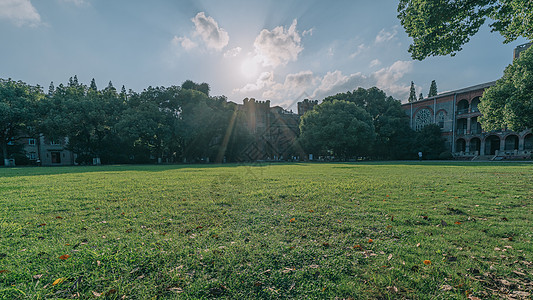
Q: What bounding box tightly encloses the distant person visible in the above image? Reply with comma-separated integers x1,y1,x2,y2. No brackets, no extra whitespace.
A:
418,151,422,161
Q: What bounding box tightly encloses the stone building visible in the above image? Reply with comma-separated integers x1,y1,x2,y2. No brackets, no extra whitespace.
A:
402,43,532,159
237,98,302,161
401,81,532,159
17,135,76,166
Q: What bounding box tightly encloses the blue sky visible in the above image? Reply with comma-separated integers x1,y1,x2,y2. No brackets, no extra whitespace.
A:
0,0,528,110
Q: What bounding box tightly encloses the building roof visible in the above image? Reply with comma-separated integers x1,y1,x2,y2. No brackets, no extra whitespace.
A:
404,81,496,105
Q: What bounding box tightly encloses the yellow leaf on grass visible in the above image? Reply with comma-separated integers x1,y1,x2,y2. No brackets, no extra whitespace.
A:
423,260,431,265
59,254,71,260
52,278,66,285
289,218,295,223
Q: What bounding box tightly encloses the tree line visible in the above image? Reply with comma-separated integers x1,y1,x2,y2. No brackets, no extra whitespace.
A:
1,77,252,165
1,76,448,165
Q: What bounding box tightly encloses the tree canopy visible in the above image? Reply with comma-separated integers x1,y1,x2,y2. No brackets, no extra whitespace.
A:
0,79,43,165
478,45,533,131
398,0,533,60
428,80,437,97
299,100,375,159
322,87,415,159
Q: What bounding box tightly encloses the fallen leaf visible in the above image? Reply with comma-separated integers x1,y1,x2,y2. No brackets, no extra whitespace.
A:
440,284,453,291
416,243,421,247
423,260,431,265
33,274,43,279
386,286,398,293
368,239,373,243
455,221,462,225
387,254,393,260
56,216,63,219
52,278,66,285
92,291,102,297
0,270,9,273
169,287,183,293
282,267,295,273
308,209,314,213
289,218,295,223
59,254,71,260
107,289,117,295
353,244,362,249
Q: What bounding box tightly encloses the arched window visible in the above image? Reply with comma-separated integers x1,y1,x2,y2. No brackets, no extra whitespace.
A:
457,99,469,115
437,110,447,128
471,97,481,113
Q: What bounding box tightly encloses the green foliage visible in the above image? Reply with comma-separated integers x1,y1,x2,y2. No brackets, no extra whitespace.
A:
181,80,210,97
398,0,533,60
0,163,531,299
0,79,43,164
322,87,415,159
439,151,454,160
416,124,446,159
479,45,533,131
408,81,416,102
299,100,375,158
428,80,437,97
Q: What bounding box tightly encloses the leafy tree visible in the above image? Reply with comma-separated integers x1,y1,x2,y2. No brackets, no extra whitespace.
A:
323,87,415,159
90,78,97,91
398,0,533,60
478,45,533,131
299,100,375,159
181,80,210,97
408,81,416,102
40,77,126,164
0,78,43,165
428,80,437,97
415,124,446,159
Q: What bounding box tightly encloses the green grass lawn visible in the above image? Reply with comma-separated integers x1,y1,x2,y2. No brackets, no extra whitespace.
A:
0,162,531,299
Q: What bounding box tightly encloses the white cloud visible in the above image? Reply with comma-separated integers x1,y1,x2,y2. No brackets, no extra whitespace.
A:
263,70,317,101
369,59,381,68
253,19,303,68
234,72,275,93
172,36,198,51
0,0,41,27
233,61,414,106
372,60,413,98
224,47,242,58
59,0,89,6
349,44,367,58
191,12,229,51
375,26,398,43
311,71,371,100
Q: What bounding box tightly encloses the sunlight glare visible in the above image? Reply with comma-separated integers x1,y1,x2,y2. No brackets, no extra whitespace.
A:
241,58,259,78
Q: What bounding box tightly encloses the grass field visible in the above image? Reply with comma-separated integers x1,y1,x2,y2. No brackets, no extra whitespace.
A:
0,162,532,299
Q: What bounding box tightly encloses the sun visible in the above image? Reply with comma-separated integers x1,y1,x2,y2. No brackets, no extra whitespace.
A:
241,58,259,78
